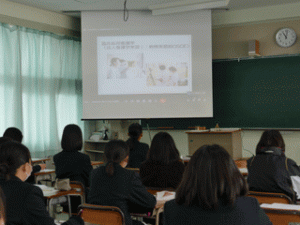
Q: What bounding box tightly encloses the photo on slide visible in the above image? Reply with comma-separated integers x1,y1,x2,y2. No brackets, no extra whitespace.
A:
106,53,145,80
97,35,192,95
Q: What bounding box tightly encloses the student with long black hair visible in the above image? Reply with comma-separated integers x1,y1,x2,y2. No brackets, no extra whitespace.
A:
140,132,185,189
247,130,300,202
126,123,149,168
88,140,157,225
54,124,93,188
3,127,46,184
164,144,272,225
0,141,83,225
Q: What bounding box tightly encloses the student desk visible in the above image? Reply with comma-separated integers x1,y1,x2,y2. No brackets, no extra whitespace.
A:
91,161,104,168
32,158,50,164
181,158,248,176
34,169,55,184
36,185,76,218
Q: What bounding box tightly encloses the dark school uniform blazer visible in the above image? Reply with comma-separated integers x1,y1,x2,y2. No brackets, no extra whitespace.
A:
88,163,157,225
126,139,149,168
140,160,185,189
164,197,272,225
0,176,83,225
54,150,93,188
247,147,300,202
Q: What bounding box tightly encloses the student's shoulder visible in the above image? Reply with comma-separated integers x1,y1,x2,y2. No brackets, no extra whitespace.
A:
287,157,298,166
10,179,41,196
53,151,63,159
78,151,91,159
164,199,178,211
139,142,149,149
236,196,260,209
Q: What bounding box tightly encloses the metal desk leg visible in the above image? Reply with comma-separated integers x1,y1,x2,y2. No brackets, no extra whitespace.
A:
48,198,54,218
67,195,72,217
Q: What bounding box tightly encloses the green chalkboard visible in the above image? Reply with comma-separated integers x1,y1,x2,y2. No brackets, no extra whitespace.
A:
142,55,300,129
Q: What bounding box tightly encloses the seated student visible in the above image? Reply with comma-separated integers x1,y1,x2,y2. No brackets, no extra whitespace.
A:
0,141,83,225
140,132,185,189
0,187,5,225
164,144,272,225
88,140,157,225
247,129,300,202
53,124,93,188
126,123,149,168
3,127,46,184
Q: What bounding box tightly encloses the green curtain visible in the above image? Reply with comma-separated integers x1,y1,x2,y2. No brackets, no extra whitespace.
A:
0,23,82,157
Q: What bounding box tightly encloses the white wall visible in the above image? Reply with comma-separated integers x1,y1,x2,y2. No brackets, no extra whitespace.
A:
0,0,80,36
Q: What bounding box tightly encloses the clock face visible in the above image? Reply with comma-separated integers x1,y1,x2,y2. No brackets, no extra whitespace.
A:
276,28,297,48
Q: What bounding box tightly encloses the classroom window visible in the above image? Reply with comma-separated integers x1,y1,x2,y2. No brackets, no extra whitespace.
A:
0,23,82,157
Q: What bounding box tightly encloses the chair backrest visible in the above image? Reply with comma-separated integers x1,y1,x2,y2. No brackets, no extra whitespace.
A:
69,181,86,203
78,203,125,225
248,191,293,204
263,208,300,225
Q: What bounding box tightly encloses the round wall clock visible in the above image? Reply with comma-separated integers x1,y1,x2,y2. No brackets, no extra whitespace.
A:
275,28,297,48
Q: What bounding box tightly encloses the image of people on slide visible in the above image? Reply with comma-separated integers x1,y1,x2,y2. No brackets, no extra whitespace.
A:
106,54,145,79
146,63,189,87
98,35,192,95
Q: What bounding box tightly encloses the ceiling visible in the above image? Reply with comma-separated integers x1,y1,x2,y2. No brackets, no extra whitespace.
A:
5,0,300,17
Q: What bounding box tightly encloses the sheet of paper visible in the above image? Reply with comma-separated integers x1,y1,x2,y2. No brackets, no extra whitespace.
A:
239,168,248,173
156,191,175,201
291,176,300,199
261,203,300,210
34,184,59,196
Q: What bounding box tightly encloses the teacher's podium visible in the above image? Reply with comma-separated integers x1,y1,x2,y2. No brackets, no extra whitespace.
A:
186,129,242,159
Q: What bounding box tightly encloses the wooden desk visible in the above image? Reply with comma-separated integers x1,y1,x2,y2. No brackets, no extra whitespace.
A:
35,184,76,218
180,157,248,176
34,169,55,184
32,158,50,164
45,189,76,218
91,161,104,168
186,129,242,159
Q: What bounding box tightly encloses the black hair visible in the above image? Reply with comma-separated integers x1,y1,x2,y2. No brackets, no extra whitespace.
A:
104,140,129,176
0,137,12,146
0,141,31,180
3,127,23,143
256,130,285,154
127,123,143,150
147,132,180,165
175,145,248,210
61,124,83,152
159,65,166,70
169,66,177,72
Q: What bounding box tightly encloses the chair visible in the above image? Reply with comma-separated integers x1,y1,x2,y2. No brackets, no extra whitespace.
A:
248,191,293,204
78,203,125,225
263,208,300,225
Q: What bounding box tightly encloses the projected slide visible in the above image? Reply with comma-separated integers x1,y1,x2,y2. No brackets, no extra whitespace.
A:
97,35,192,95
